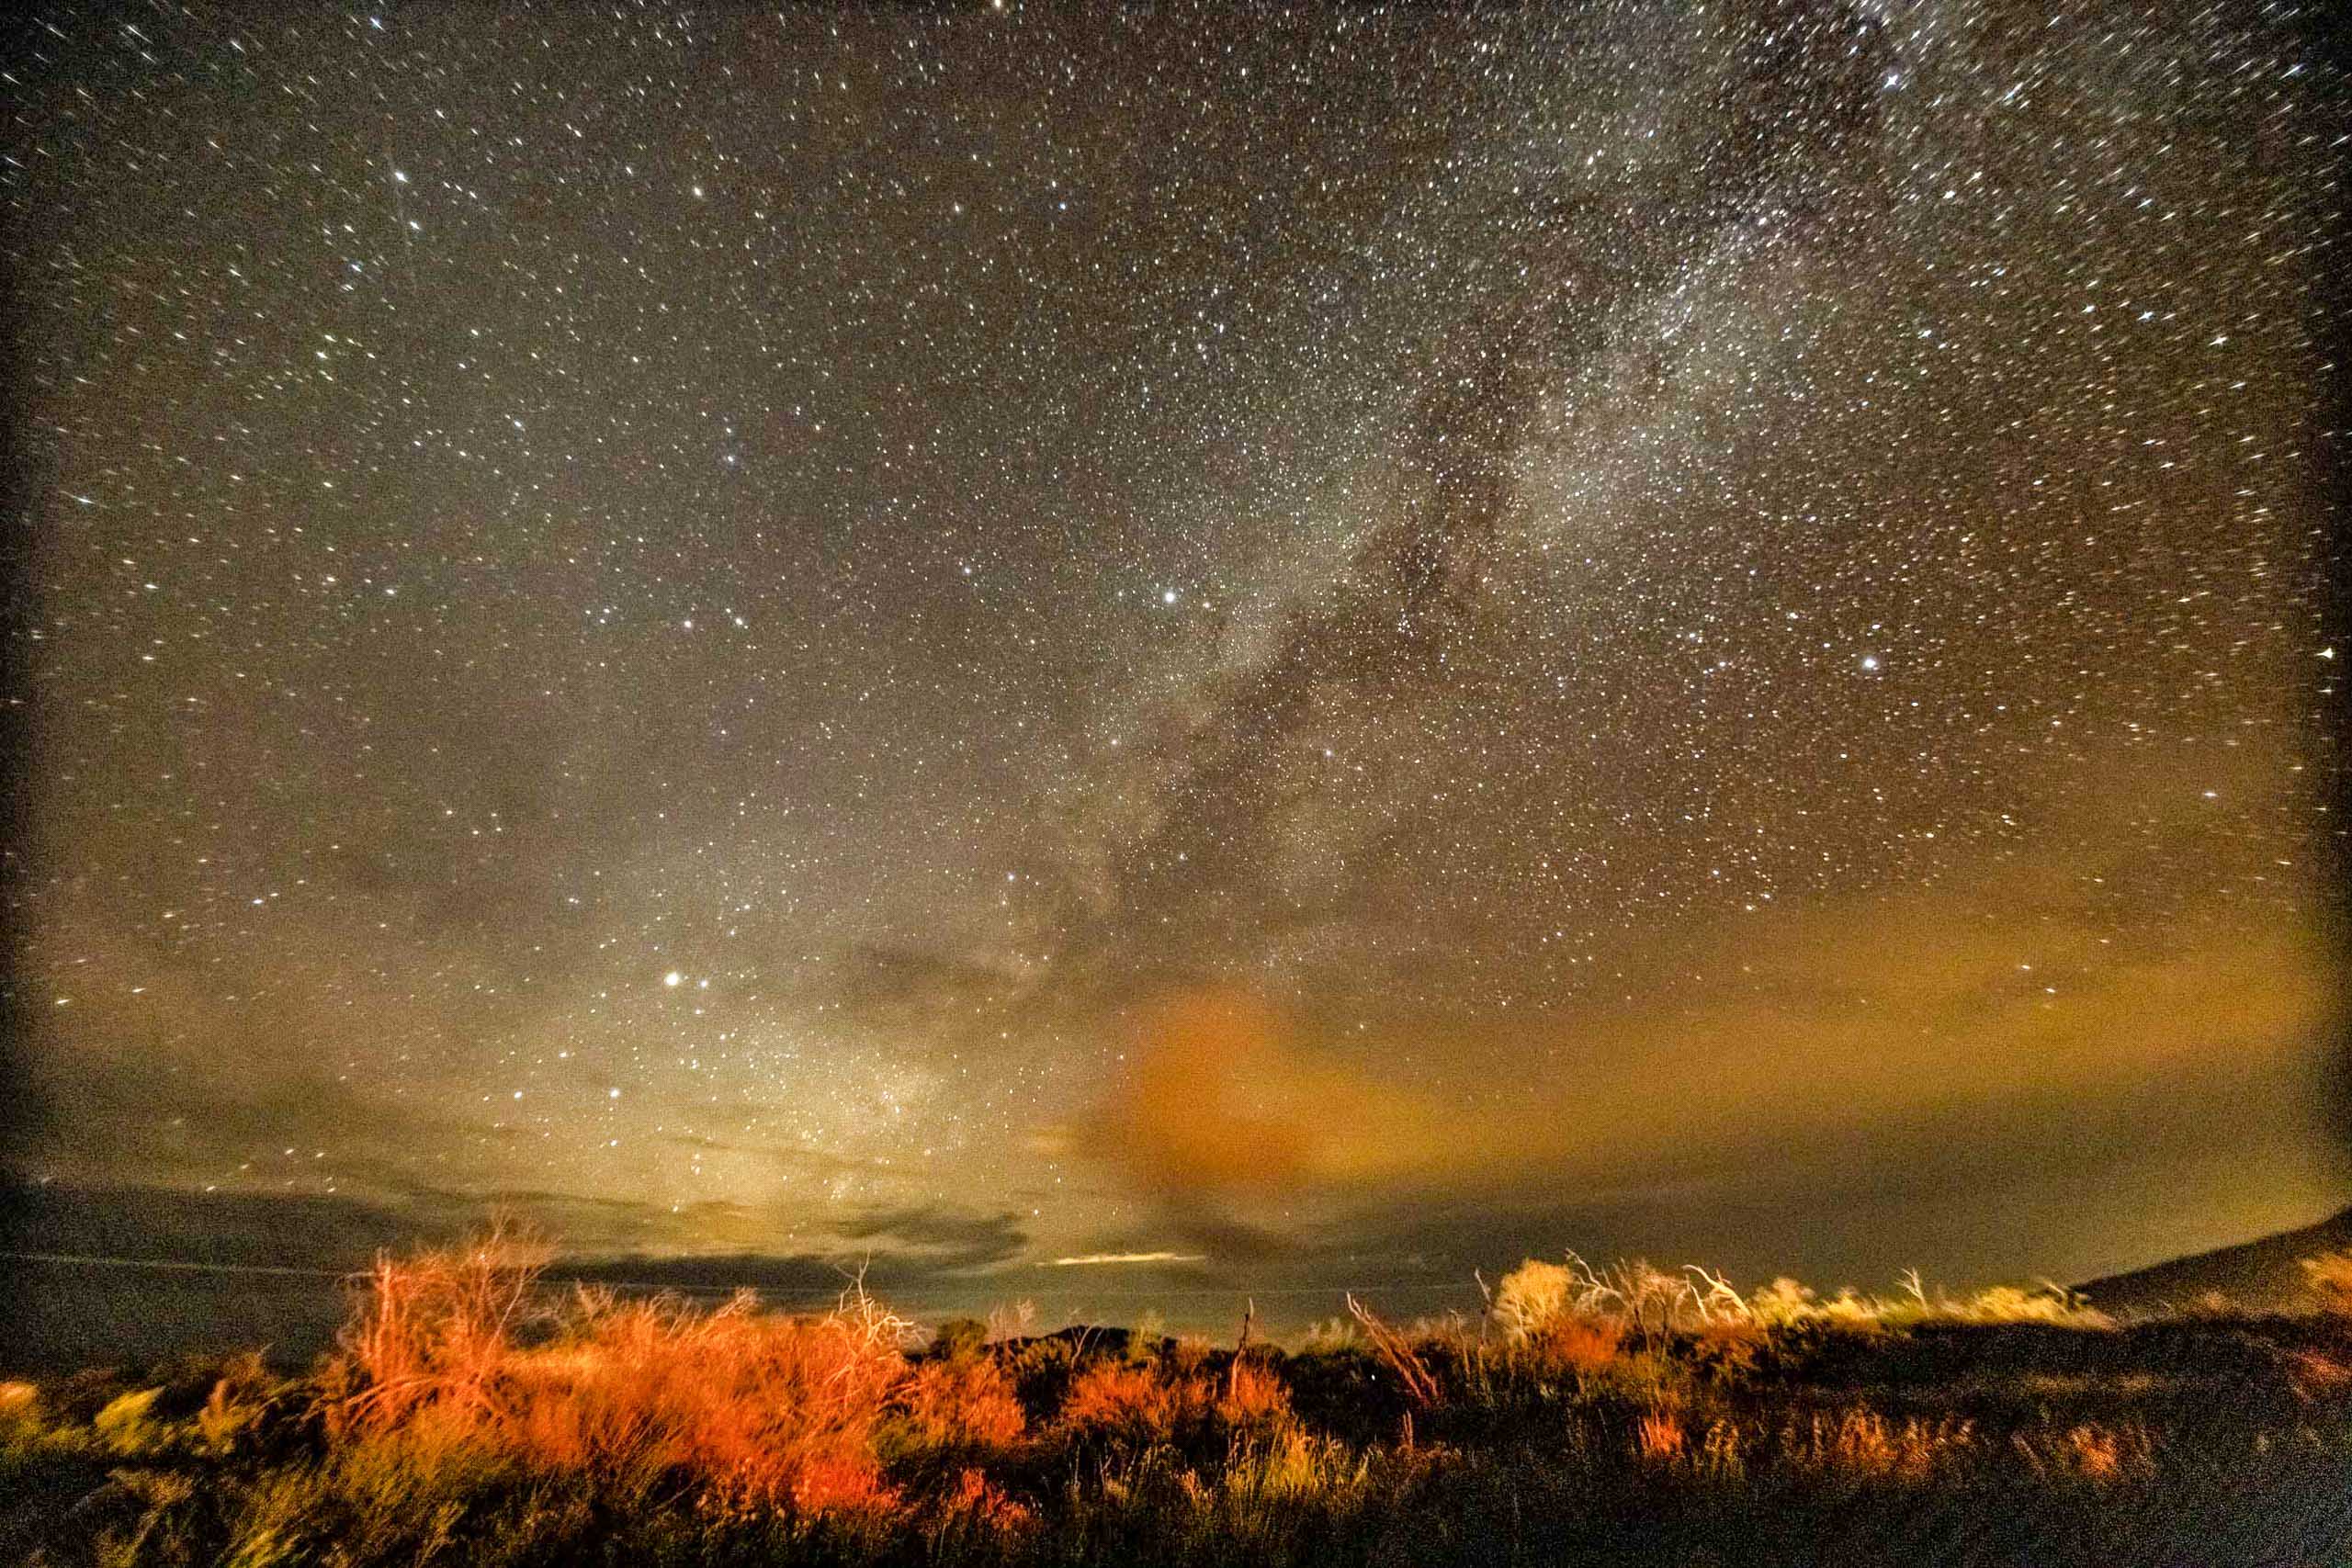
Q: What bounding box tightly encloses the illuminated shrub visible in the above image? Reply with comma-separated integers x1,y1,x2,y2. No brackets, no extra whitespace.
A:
1494,1259,1577,1341
1948,1283,2108,1326
322,1227,910,1515
94,1388,166,1456
0,1382,43,1448
1533,1314,1625,1379
2290,1348,2352,1397
1215,1358,1295,1433
936,1466,1032,1537
899,1355,1026,1449
1635,1408,1687,1464
1058,1361,1182,1440
1745,1278,1819,1328
2301,1250,2352,1316
1777,1409,1973,1482
327,1222,555,1437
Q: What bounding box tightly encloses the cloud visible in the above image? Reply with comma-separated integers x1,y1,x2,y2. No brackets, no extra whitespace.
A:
832,1202,1029,1272
1084,988,1458,1197
1074,749,2341,1283
3,1180,1031,1292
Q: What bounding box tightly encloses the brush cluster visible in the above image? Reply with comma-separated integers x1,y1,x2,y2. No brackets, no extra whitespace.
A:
5,1234,2351,1564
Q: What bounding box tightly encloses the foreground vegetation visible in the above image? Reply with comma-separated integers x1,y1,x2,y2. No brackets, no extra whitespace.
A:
6,1234,2352,1565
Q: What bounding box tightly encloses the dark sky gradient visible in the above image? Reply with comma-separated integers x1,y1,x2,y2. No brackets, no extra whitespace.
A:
8,1,2342,1328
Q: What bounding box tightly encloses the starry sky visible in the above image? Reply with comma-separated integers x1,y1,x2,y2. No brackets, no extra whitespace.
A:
7,1,2344,1326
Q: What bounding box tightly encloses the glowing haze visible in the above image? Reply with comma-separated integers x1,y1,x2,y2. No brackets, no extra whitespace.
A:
10,1,2340,1324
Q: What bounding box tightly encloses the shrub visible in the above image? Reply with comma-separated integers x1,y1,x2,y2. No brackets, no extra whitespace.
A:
94,1388,166,1456
505,1288,905,1511
1493,1260,1577,1342
322,1226,910,1515
1747,1278,1821,1328
1059,1361,1183,1440
1532,1314,1624,1381
0,1382,42,1449
1686,1319,1765,1385
929,1318,989,1360
1947,1283,2109,1326
2302,1251,2352,1316
899,1355,1025,1449
934,1465,1031,1538
1635,1408,1687,1464
1216,1358,1294,1433
327,1220,553,1437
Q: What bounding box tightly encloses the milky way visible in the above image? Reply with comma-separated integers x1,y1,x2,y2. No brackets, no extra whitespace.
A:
11,1,2341,1320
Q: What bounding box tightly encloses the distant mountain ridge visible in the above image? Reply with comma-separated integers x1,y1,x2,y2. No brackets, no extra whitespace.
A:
2075,1206,2352,1315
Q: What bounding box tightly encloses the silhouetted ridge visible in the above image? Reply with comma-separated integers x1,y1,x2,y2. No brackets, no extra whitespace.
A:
2075,1206,2352,1314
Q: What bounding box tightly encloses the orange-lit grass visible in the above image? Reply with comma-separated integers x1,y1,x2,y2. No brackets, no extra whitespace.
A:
1532,1315,1626,1381
1055,1355,1295,1442
325,1228,910,1514
1635,1408,1688,1464
898,1355,1026,1449
1058,1360,1190,1440
1216,1358,1294,1431
2012,1419,2156,1483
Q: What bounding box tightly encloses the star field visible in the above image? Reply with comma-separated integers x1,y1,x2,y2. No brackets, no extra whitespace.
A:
9,0,2342,1303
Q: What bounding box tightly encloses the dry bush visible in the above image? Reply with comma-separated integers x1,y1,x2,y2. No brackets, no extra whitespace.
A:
1496,1255,1763,1349
1532,1315,1625,1380
1742,1269,2105,1331
0,1382,40,1446
985,1300,1036,1346
95,1388,166,1456
1058,1361,1184,1439
2065,1423,2124,1481
1216,1359,1294,1432
1344,1296,1442,1408
1635,1408,1687,1464
2302,1251,2352,1316
1742,1277,1896,1330
1493,1260,1576,1341
899,1356,1025,1449
2009,1419,2154,1483
323,1228,910,1514
1056,1355,1286,1442
1165,1334,1215,1378
328,1220,554,1436
2290,1348,2352,1398
2007,1420,2154,1483
1745,1278,1820,1328
1780,1409,1973,1482
1699,1416,1746,1478
1946,1282,2109,1326
523,1286,906,1511
1830,1412,1948,1482
1299,1316,1362,1352
936,1466,1033,1536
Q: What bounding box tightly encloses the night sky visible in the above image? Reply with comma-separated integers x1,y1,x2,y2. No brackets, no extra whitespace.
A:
9,1,2343,1325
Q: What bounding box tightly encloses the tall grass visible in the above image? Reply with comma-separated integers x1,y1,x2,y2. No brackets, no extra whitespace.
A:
322,1227,910,1511
6,1232,2350,1565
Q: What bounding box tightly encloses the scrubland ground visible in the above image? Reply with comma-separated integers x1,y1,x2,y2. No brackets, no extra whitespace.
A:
6,1235,2351,1566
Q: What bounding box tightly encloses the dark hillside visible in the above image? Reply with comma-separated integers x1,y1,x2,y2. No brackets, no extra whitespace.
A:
2075,1206,2352,1315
